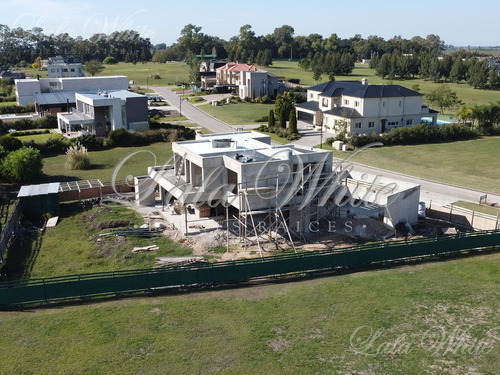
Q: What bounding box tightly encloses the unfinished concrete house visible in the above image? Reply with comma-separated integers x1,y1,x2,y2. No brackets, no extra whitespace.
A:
136,131,420,248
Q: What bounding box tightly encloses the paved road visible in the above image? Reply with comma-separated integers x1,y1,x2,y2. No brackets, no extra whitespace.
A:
152,87,500,207
153,87,234,133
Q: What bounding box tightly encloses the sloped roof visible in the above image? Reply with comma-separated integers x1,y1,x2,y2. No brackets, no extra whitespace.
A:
216,62,258,72
296,101,319,111
34,91,76,106
309,81,422,99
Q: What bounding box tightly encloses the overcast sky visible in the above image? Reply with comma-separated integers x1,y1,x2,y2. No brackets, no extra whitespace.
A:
2,0,498,47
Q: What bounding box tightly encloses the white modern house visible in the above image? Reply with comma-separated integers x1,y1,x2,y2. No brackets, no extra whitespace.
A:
296,79,438,135
56,90,149,137
237,70,284,99
47,56,84,78
15,75,129,108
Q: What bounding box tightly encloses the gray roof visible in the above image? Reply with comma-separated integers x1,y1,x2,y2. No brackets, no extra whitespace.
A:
108,90,145,100
309,81,422,99
18,183,60,197
35,92,76,106
323,107,362,118
296,101,319,111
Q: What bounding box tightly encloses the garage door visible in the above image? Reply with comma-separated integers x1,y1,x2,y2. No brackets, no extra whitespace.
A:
297,111,314,124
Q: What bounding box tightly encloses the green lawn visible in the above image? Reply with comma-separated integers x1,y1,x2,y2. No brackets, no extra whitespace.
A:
0,101,17,107
96,62,190,87
264,61,500,110
453,201,500,216
0,252,499,374
41,142,173,183
199,102,273,125
13,132,60,143
319,136,500,194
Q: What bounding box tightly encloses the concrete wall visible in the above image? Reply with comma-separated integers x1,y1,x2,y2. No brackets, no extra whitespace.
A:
125,96,149,127
427,204,500,230
135,176,156,206
384,185,420,227
15,79,41,105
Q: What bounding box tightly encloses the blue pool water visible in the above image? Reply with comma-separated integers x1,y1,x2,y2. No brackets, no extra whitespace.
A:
421,117,451,125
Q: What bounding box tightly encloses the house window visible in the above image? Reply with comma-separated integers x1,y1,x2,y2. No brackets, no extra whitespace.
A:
406,119,413,125
51,68,55,72
310,93,314,99
368,121,375,128
354,101,360,107
399,100,403,107
322,98,328,107
71,68,75,72
62,68,68,72
324,117,329,124
334,119,338,126
382,102,386,108
355,122,362,129
344,99,349,105
388,121,399,126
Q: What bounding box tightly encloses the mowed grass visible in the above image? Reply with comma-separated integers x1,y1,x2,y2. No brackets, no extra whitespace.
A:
0,101,17,106
325,137,500,194
453,201,500,216
264,61,500,109
199,102,273,125
12,132,59,143
95,62,190,87
40,142,173,183
0,252,499,374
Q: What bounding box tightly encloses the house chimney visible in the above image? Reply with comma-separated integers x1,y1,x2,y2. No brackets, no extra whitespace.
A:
361,78,368,85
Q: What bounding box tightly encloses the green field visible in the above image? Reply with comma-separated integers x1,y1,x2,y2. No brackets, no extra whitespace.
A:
265,61,500,110
453,201,500,216
12,132,59,143
0,202,192,279
322,136,500,194
0,101,17,106
199,102,273,125
41,142,173,183
0,251,499,374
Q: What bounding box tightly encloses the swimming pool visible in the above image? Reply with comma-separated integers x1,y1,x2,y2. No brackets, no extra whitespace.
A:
421,117,451,125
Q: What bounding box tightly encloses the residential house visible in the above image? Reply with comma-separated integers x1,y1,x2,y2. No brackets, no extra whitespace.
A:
47,56,84,78
237,70,284,99
296,79,438,135
15,75,129,109
56,90,149,137
199,60,226,89
216,62,258,86
0,70,26,83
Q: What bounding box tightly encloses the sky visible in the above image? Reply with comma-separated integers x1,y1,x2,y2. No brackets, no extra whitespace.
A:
1,0,499,47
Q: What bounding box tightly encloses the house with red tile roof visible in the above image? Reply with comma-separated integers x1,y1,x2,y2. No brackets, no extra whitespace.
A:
216,62,258,86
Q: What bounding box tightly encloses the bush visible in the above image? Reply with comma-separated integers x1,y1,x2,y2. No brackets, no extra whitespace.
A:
0,136,23,151
150,73,161,79
36,115,58,129
254,115,268,122
72,134,105,151
288,78,301,84
65,144,90,170
38,136,70,156
0,104,35,115
103,56,117,65
0,147,43,183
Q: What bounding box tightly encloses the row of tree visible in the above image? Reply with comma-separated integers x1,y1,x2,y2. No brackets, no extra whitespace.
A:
457,102,500,133
298,51,356,81
0,25,152,66
371,52,500,90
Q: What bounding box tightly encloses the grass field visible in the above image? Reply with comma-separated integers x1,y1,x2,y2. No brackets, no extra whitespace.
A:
321,136,500,194
453,201,500,216
0,202,192,279
0,101,17,106
0,251,499,374
12,132,59,143
265,61,500,110
199,102,273,125
41,142,173,183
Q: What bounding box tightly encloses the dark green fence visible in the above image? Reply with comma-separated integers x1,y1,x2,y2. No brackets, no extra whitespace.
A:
1,230,499,307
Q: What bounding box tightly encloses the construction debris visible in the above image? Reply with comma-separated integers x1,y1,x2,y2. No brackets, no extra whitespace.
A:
46,216,59,228
98,228,161,238
132,245,159,253
155,256,205,267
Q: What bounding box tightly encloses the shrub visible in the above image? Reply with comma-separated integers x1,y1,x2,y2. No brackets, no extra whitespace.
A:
39,136,70,156
0,104,35,115
0,147,43,183
0,136,23,151
36,115,58,129
103,56,117,65
150,73,161,79
72,134,105,151
254,115,268,122
65,144,90,170
288,78,300,84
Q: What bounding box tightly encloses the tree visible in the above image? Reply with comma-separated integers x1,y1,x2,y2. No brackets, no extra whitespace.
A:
0,147,43,183
457,104,474,128
467,59,489,89
268,109,275,127
376,54,391,79
426,85,462,114
274,92,295,128
488,65,500,90
83,60,105,76
288,110,298,134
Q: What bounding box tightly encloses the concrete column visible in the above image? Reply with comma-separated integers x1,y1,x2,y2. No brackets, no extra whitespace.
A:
134,176,156,206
